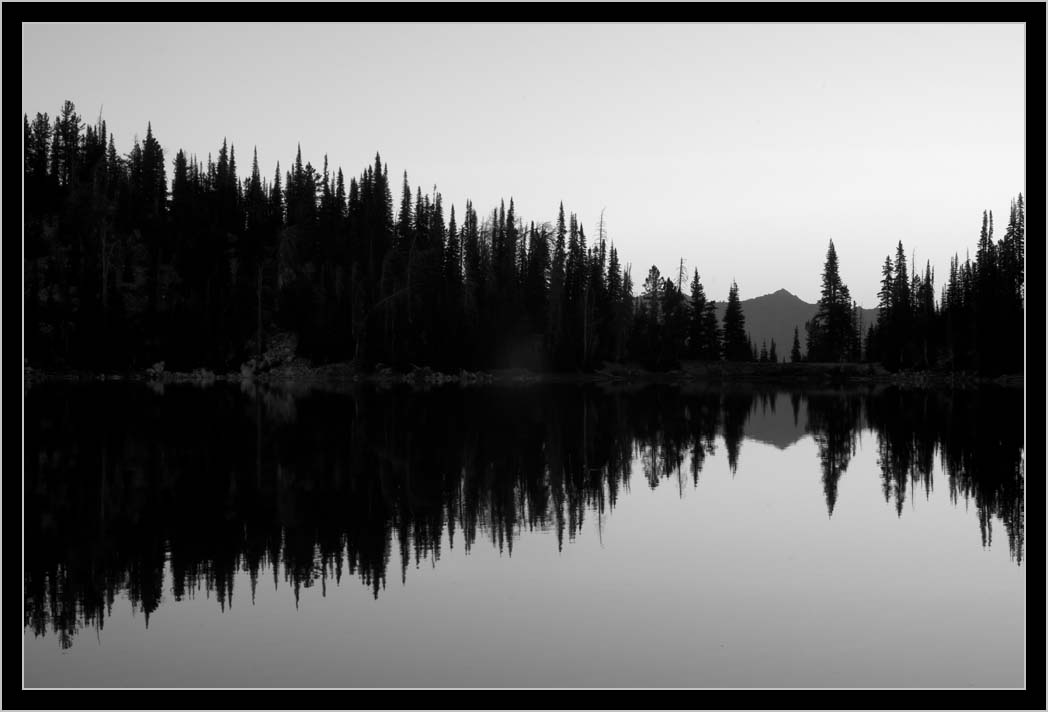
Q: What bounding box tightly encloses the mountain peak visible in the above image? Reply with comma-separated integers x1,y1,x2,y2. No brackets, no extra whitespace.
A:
714,289,880,359
756,288,803,302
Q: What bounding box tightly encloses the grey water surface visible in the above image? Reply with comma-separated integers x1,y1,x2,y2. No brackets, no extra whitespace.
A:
23,382,1025,688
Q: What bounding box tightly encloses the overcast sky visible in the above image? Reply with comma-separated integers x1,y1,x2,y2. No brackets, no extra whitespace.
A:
22,22,1025,306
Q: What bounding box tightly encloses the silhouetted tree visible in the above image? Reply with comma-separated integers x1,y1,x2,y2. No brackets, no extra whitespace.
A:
806,240,855,362
688,269,719,360
721,281,749,361
21,99,1022,377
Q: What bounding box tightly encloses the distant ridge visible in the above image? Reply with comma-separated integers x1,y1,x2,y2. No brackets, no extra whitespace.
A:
714,289,878,359
743,393,809,450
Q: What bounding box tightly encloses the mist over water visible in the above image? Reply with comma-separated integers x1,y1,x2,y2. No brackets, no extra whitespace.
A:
23,382,1025,687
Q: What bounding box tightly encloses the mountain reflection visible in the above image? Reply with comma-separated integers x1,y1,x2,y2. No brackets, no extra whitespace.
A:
24,382,1024,648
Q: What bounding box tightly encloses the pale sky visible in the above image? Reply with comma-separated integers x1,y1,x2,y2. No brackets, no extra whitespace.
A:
22,22,1025,306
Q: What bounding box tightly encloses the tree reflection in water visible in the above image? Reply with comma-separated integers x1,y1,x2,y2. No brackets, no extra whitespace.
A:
24,381,1024,648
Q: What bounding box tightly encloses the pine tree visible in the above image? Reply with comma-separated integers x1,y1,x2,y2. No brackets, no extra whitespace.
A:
396,172,412,250
641,265,662,324
24,112,53,206
808,240,854,362
891,241,911,366
51,100,82,189
171,149,190,224
606,245,625,360
687,269,711,359
503,198,518,288
547,203,567,365
141,122,166,220
444,204,461,288
270,162,284,227
700,296,720,361
659,275,688,368
335,168,346,219
722,281,748,361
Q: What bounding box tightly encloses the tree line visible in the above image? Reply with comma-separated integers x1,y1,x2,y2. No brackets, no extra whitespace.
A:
24,101,1024,375
865,201,1025,375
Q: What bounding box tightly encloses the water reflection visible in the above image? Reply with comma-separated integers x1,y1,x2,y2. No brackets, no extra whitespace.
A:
24,382,1024,649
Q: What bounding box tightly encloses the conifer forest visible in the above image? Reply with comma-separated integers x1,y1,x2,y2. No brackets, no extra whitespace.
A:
24,101,1024,375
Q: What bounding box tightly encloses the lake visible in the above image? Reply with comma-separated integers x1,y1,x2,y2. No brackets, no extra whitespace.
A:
22,381,1025,688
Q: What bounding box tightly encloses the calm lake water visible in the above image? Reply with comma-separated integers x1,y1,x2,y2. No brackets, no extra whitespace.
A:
23,381,1025,688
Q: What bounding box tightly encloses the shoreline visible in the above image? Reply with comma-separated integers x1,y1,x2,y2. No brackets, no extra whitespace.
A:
23,360,1024,390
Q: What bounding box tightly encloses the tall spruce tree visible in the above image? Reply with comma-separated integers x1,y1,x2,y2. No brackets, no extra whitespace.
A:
722,281,749,361
700,294,720,361
807,240,855,362
687,269,705,359
687,269,721,360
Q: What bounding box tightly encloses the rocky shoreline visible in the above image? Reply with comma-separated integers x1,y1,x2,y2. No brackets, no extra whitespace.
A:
22,330,1022,390
24,359,1022,391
